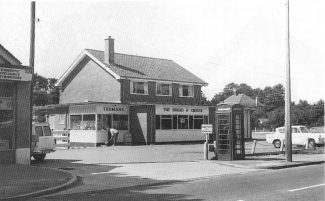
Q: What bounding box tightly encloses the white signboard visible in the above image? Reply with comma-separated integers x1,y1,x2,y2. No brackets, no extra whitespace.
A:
201,124,213,134
97,104,129,114
218,107,231,111
0,67,32,81
156,104,209,115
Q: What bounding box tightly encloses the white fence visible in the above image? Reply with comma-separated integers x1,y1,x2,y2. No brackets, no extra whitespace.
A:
52,130,70,149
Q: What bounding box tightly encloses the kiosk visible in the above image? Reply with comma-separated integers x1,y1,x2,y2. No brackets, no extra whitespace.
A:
215,104,245,160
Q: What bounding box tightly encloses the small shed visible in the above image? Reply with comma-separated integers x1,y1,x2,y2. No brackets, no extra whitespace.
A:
218,94,259,139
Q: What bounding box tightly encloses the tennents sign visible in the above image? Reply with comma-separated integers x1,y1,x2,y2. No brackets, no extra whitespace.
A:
0,67,32,81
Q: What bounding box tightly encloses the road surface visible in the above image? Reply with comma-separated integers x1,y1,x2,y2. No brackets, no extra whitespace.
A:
31,164,324,201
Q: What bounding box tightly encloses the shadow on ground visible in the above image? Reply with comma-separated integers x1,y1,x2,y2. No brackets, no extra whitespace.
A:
30,181,203,201
29,158,203,201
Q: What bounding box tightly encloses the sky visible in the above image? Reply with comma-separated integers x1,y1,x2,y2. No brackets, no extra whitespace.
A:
0,0,324,103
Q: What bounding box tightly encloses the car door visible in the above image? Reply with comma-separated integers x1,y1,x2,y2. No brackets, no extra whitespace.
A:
298,126,309,143
292,127,307,145
35,125,46,150
42,125,55,149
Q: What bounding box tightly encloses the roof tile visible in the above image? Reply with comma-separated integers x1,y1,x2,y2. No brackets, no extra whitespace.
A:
86,49,207,85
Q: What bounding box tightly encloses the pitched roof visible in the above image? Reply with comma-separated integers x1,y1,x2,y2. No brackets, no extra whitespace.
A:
86,49,207,85
0,43,22,65
218,93,258,108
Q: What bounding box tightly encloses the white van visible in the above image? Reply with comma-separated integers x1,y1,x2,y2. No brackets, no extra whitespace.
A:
31,122,56,161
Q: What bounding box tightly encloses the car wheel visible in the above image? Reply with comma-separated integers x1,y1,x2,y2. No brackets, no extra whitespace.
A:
273,140,281,148
308,139,316,149
33,154,46,162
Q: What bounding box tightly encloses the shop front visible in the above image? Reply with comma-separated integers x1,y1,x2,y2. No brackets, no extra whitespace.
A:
68,103,130,147
155,104,210,142
0,66,32,164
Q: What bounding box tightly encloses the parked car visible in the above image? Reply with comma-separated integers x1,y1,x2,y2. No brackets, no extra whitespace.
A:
266,125,325,148
31,122,56,161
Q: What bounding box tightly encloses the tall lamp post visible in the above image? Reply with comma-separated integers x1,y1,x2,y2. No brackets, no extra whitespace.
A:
285,0,292,162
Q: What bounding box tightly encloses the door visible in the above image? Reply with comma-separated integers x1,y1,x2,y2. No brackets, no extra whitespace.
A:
216,113,231,160
137,113,147,144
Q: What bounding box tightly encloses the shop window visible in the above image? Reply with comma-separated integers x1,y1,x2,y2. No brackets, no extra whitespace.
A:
70,115,82,130
48,115,55,129
82,114,96,130
0,83,14,97
179,85,194,97
97,114,113,130
0,108,13,124
161,115,172,130
178,115,188,129
0,84,14,150
193,115,204,129
97,114,103,130
189,116,194,129
113,115,128,130
156,83,172,96
58,114,65,125
131,81,148,95
156,114,208,130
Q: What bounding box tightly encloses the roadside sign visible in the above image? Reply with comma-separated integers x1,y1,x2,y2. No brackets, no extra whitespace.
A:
201,124,213,134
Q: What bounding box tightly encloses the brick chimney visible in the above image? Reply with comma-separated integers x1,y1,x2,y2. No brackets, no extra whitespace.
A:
104,36,114,64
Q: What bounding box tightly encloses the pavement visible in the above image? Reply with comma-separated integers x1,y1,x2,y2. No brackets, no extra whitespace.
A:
0,142,324,200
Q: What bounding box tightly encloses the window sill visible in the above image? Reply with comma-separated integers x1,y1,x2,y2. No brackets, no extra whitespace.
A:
179,96,194,98
130,93,149,96
156,94,172,97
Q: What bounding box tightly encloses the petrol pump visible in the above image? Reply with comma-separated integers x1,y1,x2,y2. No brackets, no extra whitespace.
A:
215,104,245,160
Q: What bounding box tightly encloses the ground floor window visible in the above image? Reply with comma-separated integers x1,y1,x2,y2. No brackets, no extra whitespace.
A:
97,114,128,131
70,114,96,130
156,114,208,130
0,83,14,149
113,115,128,130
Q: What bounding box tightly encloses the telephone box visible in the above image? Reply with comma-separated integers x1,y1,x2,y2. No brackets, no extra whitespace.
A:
215,104,245,160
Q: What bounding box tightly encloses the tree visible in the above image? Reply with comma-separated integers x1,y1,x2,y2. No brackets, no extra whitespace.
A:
237,83,254,97
201,90,210,105
32,73,59,106
209,82,323,129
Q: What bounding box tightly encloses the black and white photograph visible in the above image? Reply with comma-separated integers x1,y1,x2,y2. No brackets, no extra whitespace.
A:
0,0,324,200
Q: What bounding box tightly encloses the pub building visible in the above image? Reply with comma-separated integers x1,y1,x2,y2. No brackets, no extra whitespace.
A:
0,44,32,164
38,36,213,146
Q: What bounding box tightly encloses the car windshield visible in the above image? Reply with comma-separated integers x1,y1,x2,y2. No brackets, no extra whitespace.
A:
43,126,52,136
300,127,310,133
35,126,43,136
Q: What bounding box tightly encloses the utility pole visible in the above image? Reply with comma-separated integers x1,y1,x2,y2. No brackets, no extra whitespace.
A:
285,0,292,162
29,1,36,164
29,1,35,68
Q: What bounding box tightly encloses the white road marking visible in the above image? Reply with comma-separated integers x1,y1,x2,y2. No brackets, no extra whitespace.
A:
288,184,325,192
91,172,110,175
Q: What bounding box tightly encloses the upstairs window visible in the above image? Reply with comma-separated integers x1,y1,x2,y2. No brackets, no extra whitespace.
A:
179,85,194,97
156,83,172,96
131,81,148,95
